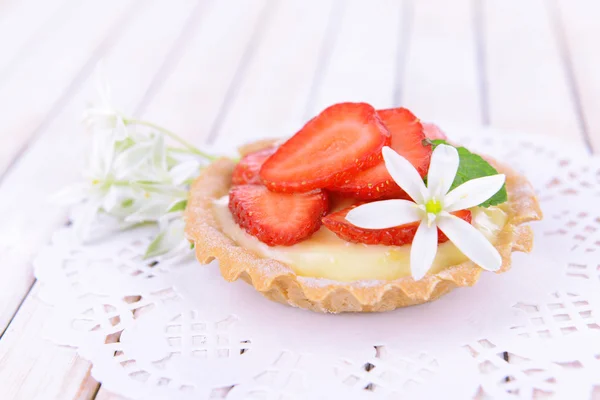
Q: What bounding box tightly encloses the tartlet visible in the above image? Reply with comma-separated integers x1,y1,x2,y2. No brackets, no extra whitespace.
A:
185,138,542,313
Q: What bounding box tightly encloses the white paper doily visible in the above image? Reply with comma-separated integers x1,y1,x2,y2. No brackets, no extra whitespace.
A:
34,130,600,399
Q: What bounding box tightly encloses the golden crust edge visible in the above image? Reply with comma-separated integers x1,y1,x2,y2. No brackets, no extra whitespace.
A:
184,140,543,313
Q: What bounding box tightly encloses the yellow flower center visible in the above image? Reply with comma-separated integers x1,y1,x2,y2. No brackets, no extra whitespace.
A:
425,198,442,214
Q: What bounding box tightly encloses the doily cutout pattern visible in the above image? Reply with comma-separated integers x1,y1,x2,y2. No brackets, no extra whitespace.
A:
34,131,600,399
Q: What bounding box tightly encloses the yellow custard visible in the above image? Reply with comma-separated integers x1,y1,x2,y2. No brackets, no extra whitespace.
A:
213,197,507,282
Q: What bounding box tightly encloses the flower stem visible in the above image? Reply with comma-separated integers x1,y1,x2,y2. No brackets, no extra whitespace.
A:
125,118,219,162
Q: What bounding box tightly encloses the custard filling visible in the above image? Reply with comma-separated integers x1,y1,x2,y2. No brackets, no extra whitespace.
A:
213,196,507,282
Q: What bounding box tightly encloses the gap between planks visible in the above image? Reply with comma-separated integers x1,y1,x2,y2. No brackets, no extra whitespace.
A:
392,0,414,106
546,0,592,153
301,0,346,121
472,0,490,126
205,0,275,144
133,0,209,118
0,0,142,187
0,0,76,86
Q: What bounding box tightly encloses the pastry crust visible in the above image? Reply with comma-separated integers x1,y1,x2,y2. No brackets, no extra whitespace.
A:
185,140,543,313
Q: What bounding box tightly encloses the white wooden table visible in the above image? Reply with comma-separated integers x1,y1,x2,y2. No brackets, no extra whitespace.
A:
0,1,598,398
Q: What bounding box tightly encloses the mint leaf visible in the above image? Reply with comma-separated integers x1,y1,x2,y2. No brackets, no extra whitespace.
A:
429,139,448,147
427,140,507,207
453,147,507,207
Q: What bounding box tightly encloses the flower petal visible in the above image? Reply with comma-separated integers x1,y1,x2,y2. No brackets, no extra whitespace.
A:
133,182,188,197
125,199,170,223
51,183,91,205
112,116,128,141
89,130,116,178
427,144,459,198
345,199,421,229
382,146,427,203
437,213,502,271
144,218,186,259
166,198,188,213
73,199,101,242
444,174,506,212
102,186,121,212
113,142,152,180
169,160,200,186
151,133,168,172
410,221,438,280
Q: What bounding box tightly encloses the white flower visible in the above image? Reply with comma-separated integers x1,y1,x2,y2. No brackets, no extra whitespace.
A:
54,71,214,257
82,65,125,131
346,145,506,280
144,214,189,259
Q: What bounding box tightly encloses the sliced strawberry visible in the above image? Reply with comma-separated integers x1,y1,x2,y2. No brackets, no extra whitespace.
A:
423,122,447,140
331,162,409,200
232,146,278,185
329,107,432,200
378,108,431,177
323,207,471,246
259,103,390,193
229,185,329,246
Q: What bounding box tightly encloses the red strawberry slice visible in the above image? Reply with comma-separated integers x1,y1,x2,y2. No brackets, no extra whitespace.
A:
323,206,471,246
423,122,447,140
229,185,329,246
259,103,390,193
329,107,432,200
331,162,410,200
232,146,278,185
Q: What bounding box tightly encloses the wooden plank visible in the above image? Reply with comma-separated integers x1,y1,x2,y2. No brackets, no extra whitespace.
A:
0,0,16,15
482,0,580,140
308,0,405,115
212,0,337,147
0,0,42,23
0,0,136,338
141,0,271,143
402,0,481,124
0,0,136,177
0,0,74,77
552,0,600,152
0,0,203,398
0,284,100,400
0,0,199,340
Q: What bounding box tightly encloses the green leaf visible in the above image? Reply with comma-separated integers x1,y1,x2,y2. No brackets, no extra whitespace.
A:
167,199,187,213
145,230,168,259
114,137,136,153
427,140,508,207
144,218,186,259
429,139,448,147
121,198,134,208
